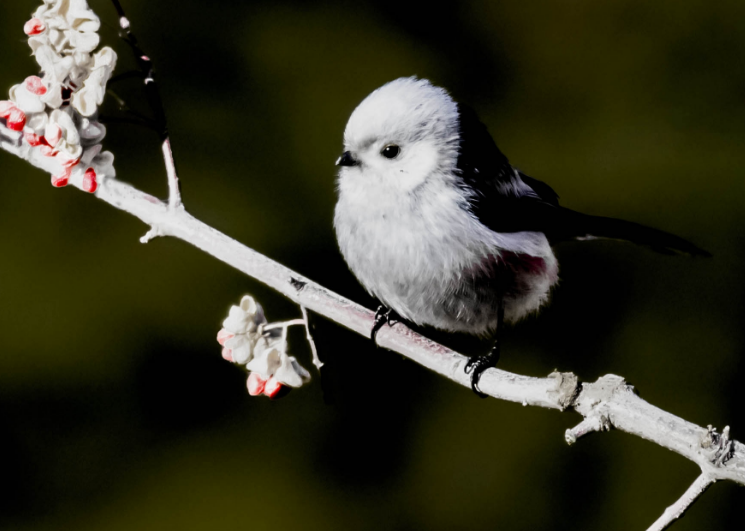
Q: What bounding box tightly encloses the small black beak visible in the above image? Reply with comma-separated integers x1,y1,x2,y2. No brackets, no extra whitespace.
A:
336,151,358,167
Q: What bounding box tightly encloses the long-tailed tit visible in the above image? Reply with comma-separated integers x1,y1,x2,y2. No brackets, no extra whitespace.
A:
333,77,709,396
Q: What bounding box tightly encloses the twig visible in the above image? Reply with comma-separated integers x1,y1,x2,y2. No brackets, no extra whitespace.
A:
301,306,324,370
110,0,181,210
646,474,715,531
161,138,181,210
259,313,323,370
565,414,610,445
262,319,306,332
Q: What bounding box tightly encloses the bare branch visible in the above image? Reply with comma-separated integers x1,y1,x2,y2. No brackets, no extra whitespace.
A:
2,122,744,501
646,474,715,531
2,118,744,492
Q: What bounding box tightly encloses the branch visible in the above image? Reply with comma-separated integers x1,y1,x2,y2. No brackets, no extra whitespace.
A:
2,118,745,517
647,474,715,531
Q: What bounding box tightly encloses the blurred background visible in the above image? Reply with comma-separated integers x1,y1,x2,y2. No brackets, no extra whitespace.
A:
1,0,744,529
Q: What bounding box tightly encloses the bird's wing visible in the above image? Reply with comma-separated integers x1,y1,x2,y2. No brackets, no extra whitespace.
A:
454,103,564,233
516,171,559,206
454,104,710,257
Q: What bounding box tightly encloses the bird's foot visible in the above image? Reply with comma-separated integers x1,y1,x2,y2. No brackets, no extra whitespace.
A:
371,306,399,344
464,346,501,398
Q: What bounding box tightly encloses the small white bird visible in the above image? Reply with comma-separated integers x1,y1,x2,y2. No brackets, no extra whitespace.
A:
333,77,708,395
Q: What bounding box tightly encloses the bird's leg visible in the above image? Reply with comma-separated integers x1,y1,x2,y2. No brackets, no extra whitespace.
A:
465,297,505,398
371,305,399,344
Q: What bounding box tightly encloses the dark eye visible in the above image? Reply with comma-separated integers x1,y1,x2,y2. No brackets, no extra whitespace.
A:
381,144,400,159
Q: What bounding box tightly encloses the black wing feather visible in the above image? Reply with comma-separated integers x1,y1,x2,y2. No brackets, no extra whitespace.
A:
454,104,710,257
517,171,559,206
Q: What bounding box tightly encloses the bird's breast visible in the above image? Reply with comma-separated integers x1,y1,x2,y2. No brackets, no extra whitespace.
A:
334,179,559,334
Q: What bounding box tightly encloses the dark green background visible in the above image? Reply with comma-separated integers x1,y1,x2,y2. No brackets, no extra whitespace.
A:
1,0,743,529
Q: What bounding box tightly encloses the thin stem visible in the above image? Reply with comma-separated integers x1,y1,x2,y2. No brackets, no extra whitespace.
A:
110,2,178,212
106,88,128,108
280,319,289,352
646,474,715,531
161,138,181,210
110,0,127,19
301,306,323,370
261,319,306,332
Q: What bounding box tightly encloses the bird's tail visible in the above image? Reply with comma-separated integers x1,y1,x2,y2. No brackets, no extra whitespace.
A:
556,208,711,257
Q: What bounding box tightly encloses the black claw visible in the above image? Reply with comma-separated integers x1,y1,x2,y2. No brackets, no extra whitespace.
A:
371,306,398,344
464,296,505,398
465,345,501,399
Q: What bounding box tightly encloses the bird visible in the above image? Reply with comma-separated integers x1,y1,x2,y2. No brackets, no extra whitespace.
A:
333,77,709,396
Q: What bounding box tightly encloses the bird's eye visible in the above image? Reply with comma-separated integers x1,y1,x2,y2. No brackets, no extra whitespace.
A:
381,144,400,159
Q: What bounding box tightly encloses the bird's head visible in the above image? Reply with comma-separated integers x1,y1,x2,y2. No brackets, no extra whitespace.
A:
336,77,461,195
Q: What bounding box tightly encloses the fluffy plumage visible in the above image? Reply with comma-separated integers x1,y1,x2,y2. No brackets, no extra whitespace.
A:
333,77,707,337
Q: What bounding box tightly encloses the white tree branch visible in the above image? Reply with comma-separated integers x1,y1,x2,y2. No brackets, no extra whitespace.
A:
2,121,744,528
647,473,715,531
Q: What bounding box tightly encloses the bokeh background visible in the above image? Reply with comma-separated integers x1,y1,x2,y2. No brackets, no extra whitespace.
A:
1,0,744,529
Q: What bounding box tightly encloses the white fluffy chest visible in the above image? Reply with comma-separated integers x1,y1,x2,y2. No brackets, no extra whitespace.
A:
336,178,483,289
334,175,559,334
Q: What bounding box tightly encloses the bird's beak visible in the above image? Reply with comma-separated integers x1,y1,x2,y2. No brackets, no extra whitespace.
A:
336,151,359,167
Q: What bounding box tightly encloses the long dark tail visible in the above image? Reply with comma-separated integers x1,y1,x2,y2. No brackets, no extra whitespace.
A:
552,208,711,257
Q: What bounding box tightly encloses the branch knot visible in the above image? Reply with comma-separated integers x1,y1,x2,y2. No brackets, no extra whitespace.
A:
701,425,734,466
547,371,579,410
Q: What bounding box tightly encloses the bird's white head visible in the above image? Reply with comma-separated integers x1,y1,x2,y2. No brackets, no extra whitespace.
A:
337,77,461,194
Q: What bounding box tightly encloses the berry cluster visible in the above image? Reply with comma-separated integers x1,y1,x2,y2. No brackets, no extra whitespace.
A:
218,296,311,399
0,0,116,192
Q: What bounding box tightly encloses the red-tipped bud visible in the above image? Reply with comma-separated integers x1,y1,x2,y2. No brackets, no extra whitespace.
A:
82,167,97,193
0,101,26,132
45,124,62,147
247,372,266,396
59,155,81,168
221,347,233,362
217,328,234,347
51,167,72,188
24,76,47,96
23,132,43,146
263,378,287,399
23,18,46,36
